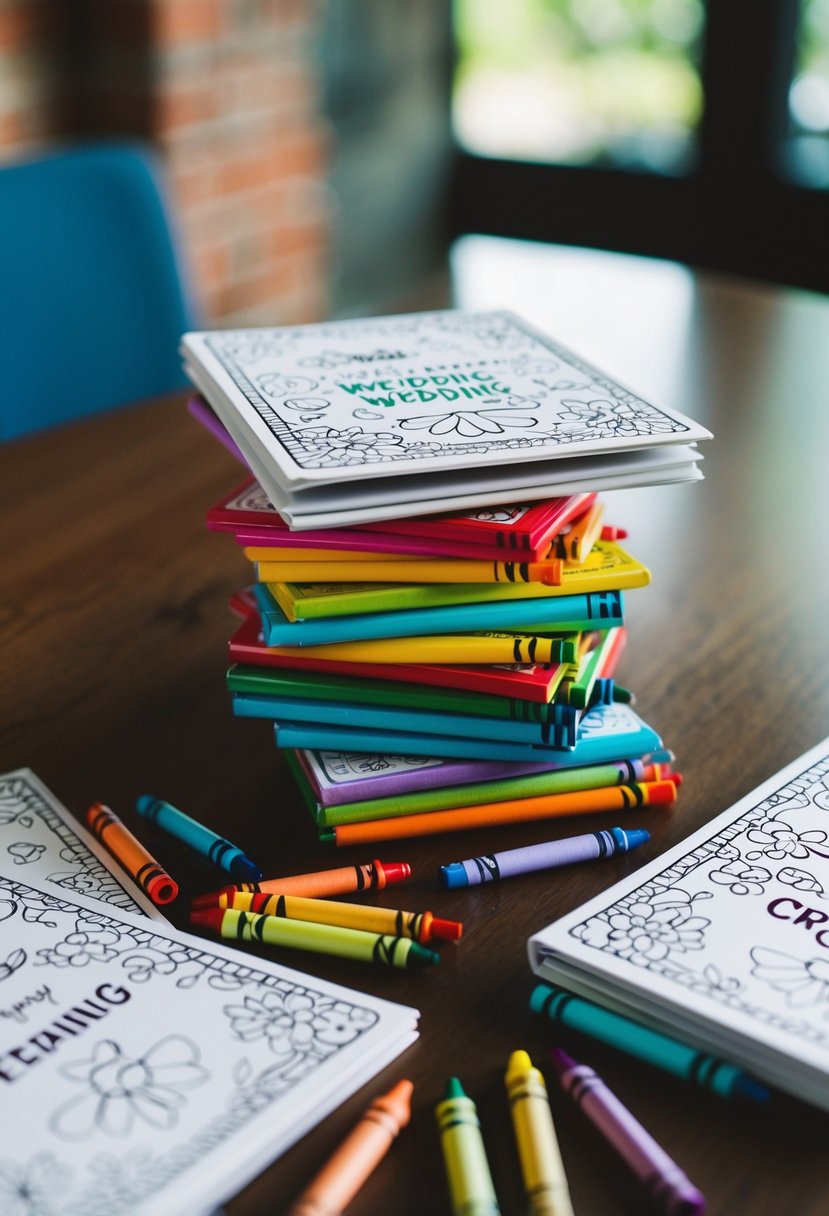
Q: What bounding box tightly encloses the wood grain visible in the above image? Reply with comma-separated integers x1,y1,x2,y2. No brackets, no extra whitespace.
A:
2,246,829,1215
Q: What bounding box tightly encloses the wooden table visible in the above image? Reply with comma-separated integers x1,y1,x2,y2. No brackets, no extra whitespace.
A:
3,238,829,1215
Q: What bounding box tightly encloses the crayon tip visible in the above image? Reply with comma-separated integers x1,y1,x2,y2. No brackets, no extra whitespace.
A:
319,829,336,845
191,886,236,909
377,1079,414,1125
135,793,155,815
429,916,463,942
670,772,684,786
437,862,468,890
408,942,440,968
443,1076,466,1101
229,854,264,882
190,906,225,932
377,861,411,885
506,1049,533,1078
610,827,650,852
549,1047,578,1078
733,1074,771,1102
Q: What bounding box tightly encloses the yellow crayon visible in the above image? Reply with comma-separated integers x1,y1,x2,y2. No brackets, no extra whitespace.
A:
436,1077,501,1216
505,1051,574,1216
218,889,463,943
244,545,381,562
261,632,568,666
255,557,562,585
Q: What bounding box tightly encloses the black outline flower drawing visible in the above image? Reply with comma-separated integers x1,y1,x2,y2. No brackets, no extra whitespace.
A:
750,947,829,1010
0,1152,71,1216
777,866,826,895
223,988,377,1063
293,427,412,466
746,819,829,861
49,1036,209,1140
35,918,121,968
576,888,711,964
7,841,46,866
399,399,540,438
257,373,320,398
709,859,772,896
554,397,679,440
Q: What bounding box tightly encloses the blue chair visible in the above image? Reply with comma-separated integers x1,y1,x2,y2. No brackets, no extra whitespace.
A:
0,141,199,440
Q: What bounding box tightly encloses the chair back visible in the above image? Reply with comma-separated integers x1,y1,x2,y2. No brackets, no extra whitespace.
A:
0,141,198,440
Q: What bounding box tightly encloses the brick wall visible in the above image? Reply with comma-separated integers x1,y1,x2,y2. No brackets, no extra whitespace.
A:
0,0,331,326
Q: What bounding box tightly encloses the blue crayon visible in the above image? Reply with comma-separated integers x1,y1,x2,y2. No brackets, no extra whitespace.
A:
530,983,770,1101
136,795,262,881
439,826,649,889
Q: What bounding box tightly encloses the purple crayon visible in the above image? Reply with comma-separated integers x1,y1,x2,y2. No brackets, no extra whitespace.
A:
438,826,648,889
551,1048,706,1216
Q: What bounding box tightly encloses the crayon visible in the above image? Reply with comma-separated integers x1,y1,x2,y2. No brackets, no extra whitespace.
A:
135,795,262,881
190,858,411,909
505,1050,574,1216
317,760,675,829
530,985,770,1101
86,802,179,905
203,890,462,943
256,557,564,585
193,906,439,970
599,525,628,541
555,499,605,564
266,633,579,667
439,826,650,889
320,779,679,847
435,1077,500,1216
551,1048,705,1215
288,1079,414,1216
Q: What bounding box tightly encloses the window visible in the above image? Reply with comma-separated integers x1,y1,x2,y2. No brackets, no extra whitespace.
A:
450,1,829,292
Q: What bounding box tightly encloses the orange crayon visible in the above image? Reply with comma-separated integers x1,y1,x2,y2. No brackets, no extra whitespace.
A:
555,499,605,564
87,802,179,905
319,779,680,847
288,1079,413,1216
211,890,462,943
190,858,411,909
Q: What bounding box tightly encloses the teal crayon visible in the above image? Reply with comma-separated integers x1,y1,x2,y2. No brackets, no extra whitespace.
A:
136,795,262,882
530,983,769,1101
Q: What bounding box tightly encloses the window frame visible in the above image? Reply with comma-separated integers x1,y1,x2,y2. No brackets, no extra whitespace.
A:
449,0,829,293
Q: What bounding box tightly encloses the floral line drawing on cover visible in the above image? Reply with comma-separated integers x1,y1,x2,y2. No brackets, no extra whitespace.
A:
0,876,384,1215
49,1036,210,1142
563,751,829,1040
0,774,146,914
204,311,691,472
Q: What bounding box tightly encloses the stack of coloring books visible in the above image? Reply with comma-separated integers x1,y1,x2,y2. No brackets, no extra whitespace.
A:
183,308,709,844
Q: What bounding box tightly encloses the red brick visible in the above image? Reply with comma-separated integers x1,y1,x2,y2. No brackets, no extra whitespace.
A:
154,81,217,131
151,0,223,46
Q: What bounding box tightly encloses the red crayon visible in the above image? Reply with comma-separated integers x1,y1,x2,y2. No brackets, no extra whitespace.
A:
191,858,411,909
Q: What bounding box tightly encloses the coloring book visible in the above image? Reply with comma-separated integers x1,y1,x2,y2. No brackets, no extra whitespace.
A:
182,309,710,528
529,735,829,1109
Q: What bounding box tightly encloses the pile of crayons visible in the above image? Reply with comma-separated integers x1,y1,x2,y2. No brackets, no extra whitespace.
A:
196,452,682,842
189,856,463,972
285,1051,706,1216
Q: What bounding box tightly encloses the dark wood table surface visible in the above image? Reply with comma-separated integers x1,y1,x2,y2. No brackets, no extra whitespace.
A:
3,238,829,1215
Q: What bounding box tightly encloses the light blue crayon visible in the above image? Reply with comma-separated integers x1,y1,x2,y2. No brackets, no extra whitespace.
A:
136,795,262,881
530,983,769,1101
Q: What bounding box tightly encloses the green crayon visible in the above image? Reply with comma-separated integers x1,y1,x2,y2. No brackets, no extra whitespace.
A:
435,1077,501,1216
193,905,438,971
